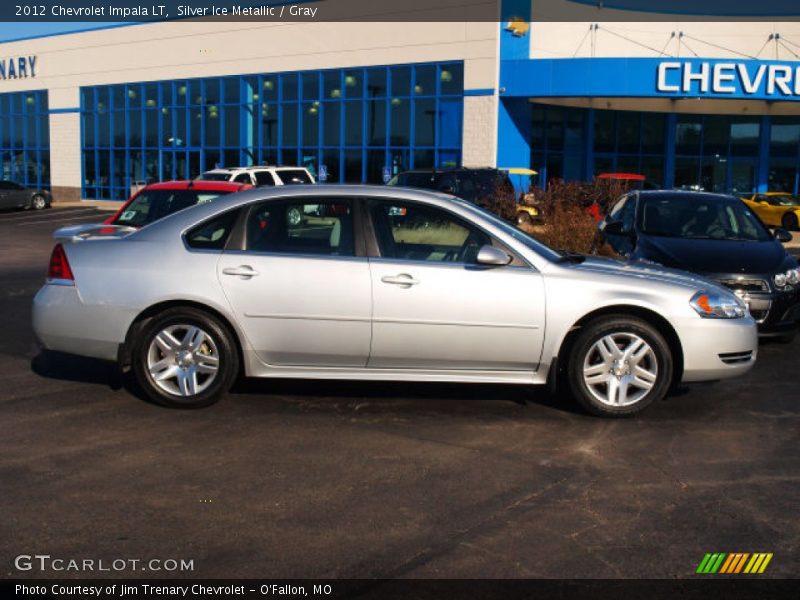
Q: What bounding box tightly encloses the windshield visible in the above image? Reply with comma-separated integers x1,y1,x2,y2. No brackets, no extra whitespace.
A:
639,195,771,242
197,172,232,182
450,197,562,262
276,169,313,185
112,189,232,227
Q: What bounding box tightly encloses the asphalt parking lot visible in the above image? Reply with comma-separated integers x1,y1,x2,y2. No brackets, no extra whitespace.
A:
1,206,798,580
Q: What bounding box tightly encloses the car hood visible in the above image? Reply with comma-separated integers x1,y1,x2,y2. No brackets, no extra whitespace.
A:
566,255,724,292
637,235,788,275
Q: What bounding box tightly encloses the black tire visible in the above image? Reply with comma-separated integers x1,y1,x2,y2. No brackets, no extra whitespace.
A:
29,194,47,210
132,307,239,408
567,316,673,417
774,333,795,344
781,212,798,231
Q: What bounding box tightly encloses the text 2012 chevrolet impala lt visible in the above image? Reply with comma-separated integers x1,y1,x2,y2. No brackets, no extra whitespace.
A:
32,186,757,417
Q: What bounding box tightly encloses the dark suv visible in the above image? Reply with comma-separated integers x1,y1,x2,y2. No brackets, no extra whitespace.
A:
387,168,516,221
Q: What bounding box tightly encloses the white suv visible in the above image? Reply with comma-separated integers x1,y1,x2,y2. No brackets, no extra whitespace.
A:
197,166,315,187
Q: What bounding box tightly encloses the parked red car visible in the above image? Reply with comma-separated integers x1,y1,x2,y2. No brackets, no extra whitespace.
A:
105,180,252,228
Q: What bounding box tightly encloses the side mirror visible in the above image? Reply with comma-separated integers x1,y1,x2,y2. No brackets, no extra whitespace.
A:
773,227,792,243
476,245,512,266
601,220,632,236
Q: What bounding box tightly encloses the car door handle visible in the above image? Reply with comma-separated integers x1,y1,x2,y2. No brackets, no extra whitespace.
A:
222,265,260,279
381,274,419,287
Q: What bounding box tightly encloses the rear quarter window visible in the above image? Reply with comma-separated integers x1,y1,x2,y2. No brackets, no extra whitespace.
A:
185,209,241,250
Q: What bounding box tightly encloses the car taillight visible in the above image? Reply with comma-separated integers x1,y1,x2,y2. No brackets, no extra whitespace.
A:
47,243,74,283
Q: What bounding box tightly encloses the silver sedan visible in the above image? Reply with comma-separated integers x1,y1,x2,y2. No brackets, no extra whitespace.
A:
32,185,758,417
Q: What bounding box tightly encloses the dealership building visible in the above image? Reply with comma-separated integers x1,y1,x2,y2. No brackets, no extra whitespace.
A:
0,0,799,202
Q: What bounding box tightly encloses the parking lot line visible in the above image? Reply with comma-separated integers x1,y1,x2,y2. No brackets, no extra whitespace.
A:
16,214,110,228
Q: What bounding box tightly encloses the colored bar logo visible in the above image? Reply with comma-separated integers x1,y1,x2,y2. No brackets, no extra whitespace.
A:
697,553,773,574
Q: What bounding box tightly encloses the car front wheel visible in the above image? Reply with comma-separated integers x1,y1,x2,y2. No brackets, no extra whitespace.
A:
132,307,239,408
29,194,48,210
781,212,798,231
567,316,673,417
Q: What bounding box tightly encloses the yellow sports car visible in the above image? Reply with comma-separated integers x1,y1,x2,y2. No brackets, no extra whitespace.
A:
742,192,800,231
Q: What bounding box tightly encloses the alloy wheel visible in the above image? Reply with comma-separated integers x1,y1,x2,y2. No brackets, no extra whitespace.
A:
146,324,220,397
582,332,659,407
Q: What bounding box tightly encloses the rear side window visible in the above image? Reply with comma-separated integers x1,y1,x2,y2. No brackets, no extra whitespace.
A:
185,209,240,250
244,199,354,256
253,171,275,186
233,173,251,184
275,169,313,185
197,172,231,182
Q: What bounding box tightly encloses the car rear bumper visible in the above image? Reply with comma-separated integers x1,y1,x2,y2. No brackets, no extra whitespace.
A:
32,283,133,361
678,316,758,383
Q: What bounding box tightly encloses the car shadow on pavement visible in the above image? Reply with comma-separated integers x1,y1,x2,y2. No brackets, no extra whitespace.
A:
31,350,125,390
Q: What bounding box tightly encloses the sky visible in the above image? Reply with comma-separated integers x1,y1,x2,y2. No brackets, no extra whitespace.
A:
0,23,125,43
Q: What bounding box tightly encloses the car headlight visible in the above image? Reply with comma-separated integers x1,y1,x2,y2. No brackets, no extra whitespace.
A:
690,290,747,319
774,267,800,288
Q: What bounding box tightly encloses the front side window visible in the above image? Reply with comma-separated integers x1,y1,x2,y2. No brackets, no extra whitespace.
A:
370,200,490,264
245,199,354,256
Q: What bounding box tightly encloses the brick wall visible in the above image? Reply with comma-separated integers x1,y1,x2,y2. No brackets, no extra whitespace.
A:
462,95,498,168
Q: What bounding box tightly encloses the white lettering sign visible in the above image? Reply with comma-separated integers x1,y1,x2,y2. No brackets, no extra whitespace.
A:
656,61,798,97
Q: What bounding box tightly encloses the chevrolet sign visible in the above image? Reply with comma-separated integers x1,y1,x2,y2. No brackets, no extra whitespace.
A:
657,61,800,97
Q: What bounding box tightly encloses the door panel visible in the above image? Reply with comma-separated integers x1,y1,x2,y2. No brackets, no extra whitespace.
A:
368,260,545,370
217,197,371,367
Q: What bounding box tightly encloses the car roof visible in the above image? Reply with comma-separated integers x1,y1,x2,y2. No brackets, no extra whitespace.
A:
142,180,249,192
204,166,308,173
636,190,738,202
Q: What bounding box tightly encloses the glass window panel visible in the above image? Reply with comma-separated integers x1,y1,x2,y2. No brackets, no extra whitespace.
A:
144,110,160,148
190,107,202,146
439,63,463,95
344,70,362,98
367,99,386,146
770,118,800,157
161,81,174,107
302,102,320,147
546,107,564,151
97,111,110,147
280,148,298,165
367,68,387,98
389,97,410,146
323,71,341,100
730,117,759,157
617,112,640,154
323,102,340,147
174,107,187,147
260,148,278,166
593,110,615,154
112,86,125,110
414,98,436,147
321,148,340,183
414,65,436,96
703,115,728,156
223,149,239,169
344,149,362,182
83,114,95,148
438,149,460,169
302,72,319,101
261,103,278,146
224,105,240,147
282,73,298,101
261,75,278,101
391,66,411,97
281,104,298,147
143,83,158,109
344,100,362,146
223,77,239,104
189,80,204,106
641,113,665,155
438,98,462,148
206,105,221,146
301,148,319,178
128,111,142,147
367,148,386,184
676,117,702,155
126,84,142,110
112,111,125,147
144,150,159,181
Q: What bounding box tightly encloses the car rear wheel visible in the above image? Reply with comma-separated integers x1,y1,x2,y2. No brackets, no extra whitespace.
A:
781,212,798,231
567,316,673,417
29,194,48,210
132,307,239,408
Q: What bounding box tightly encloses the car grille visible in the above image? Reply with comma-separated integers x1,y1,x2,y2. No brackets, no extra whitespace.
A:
717,278,769,293
718,351,754,365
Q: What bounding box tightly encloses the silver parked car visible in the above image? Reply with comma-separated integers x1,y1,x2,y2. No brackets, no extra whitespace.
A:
33,186,758,417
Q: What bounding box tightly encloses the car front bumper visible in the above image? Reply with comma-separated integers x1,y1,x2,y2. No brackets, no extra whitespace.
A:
678,315,758,383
